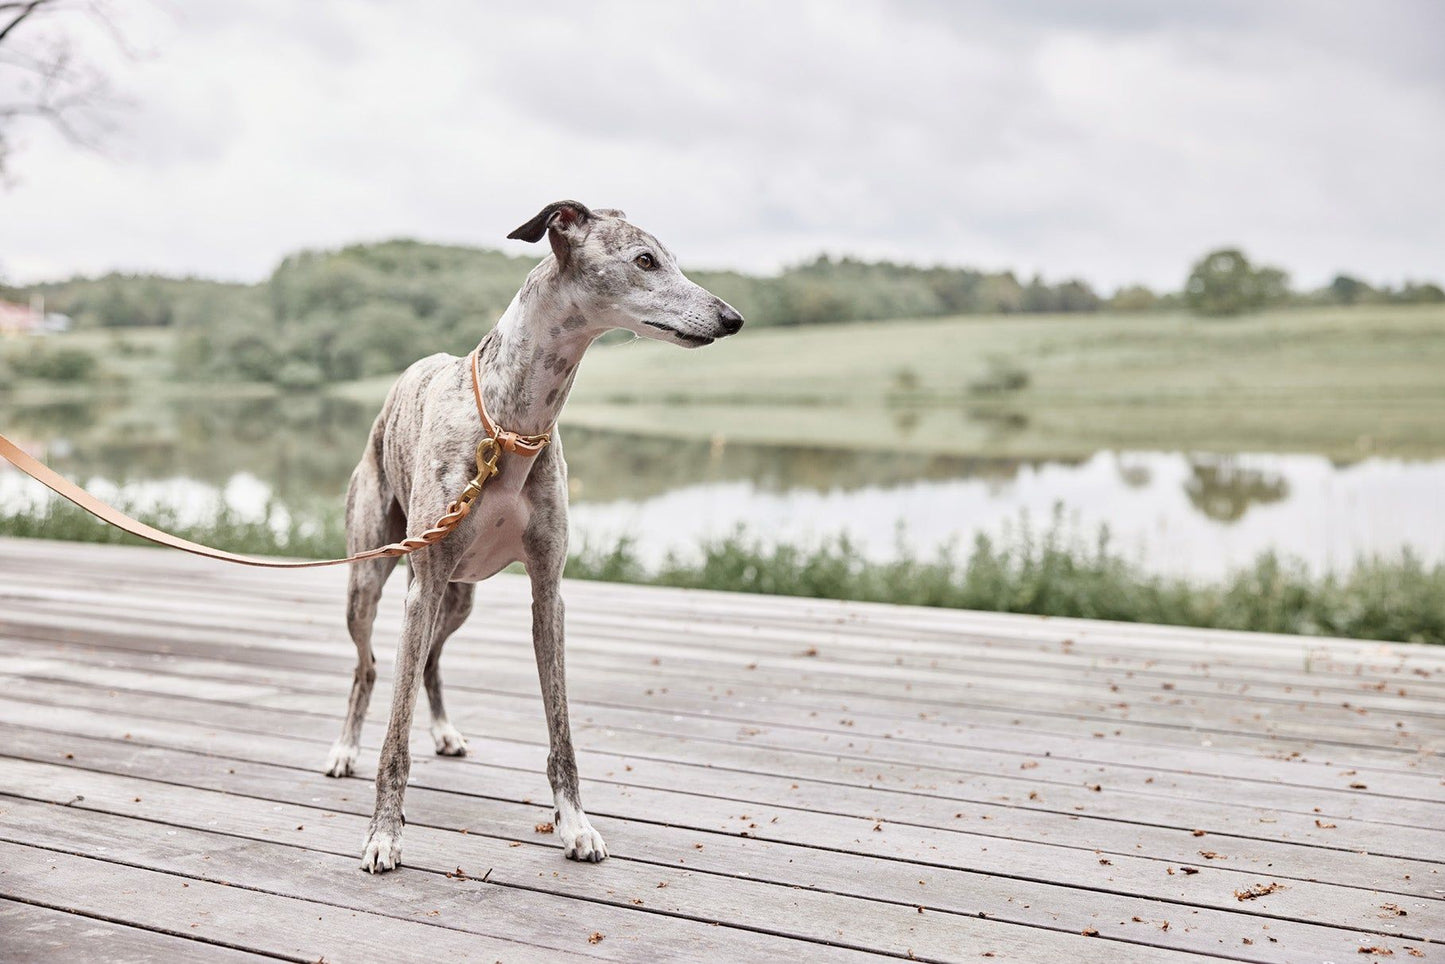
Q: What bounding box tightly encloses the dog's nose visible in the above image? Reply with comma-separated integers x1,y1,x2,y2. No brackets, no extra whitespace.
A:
717,304,744,335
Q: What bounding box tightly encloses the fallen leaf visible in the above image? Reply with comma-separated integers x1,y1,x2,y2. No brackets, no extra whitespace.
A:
1235,882,1283,901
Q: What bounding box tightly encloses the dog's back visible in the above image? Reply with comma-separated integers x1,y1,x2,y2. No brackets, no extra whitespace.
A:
348,352,457,530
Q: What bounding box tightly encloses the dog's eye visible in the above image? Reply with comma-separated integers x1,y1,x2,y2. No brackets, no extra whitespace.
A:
634,253,655,270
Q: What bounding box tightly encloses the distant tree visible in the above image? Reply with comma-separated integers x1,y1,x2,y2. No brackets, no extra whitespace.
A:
976,272,1023,314
1053,279,1101,312
1020,274,1053,312
1253,266,1291,307
1328,274,1370,306
1185,249,1258,316
1109,285,1158,311
1398,281,1445,304
1183,248,1287,317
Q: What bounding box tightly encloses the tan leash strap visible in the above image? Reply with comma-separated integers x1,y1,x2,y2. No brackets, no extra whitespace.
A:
0,347,551,569
0,429,474,568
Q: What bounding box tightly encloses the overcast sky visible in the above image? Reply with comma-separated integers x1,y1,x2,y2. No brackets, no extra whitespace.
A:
1,0,1441,290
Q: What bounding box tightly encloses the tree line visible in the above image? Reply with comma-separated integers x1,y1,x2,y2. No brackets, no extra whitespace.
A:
5,240,1441,386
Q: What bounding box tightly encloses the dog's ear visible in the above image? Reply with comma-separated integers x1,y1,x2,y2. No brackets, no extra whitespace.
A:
506,200,592,242
507,200,593,268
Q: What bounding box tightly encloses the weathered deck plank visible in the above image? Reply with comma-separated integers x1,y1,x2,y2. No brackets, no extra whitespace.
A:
0,536,1440,962
0,897,277,963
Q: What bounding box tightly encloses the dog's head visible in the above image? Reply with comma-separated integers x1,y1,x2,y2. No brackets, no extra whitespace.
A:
508,200,743,347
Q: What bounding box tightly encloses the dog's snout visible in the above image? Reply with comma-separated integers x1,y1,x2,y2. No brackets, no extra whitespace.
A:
717,303,744,335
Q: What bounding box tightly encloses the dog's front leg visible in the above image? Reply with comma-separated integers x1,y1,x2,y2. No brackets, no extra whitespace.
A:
530,568,608,862
360,560,447,873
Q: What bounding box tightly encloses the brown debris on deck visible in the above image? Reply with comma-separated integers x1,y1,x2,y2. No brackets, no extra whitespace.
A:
0,537,1441,962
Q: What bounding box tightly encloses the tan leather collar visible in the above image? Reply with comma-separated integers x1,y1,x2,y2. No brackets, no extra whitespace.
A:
469,347,552,456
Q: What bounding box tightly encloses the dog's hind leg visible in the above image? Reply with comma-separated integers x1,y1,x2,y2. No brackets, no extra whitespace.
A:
324,460,403,778
424,581,474,756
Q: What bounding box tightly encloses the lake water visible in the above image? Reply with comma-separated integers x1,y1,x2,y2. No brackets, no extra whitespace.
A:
2,394,1441,580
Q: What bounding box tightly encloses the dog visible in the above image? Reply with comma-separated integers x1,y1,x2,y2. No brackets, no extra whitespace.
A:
322,200,744,873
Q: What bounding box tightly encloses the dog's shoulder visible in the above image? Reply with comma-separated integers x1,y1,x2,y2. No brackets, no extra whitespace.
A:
386,352,479,450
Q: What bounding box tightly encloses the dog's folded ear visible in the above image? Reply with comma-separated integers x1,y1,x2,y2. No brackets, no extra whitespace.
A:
508,201,594,269
507,201,594,243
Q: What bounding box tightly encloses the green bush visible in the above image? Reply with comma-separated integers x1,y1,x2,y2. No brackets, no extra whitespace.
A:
0,498,345,558
967,356,1030,395
10,345,99,381
566,523,1445,646
4,497,1440,644
275,360,326,391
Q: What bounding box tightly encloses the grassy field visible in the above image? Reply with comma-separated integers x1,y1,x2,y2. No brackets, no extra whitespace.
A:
7,304,1445,457
560,304,1445,457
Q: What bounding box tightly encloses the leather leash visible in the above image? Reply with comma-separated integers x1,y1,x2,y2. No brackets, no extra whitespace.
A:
0,347,550,568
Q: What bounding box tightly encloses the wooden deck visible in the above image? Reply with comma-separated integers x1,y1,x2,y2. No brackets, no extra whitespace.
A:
0,536,1441,962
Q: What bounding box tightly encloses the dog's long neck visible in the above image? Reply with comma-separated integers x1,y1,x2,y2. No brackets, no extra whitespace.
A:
475,267,598,439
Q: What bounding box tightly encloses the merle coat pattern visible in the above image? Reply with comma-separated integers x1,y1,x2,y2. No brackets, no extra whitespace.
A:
325,201,744,872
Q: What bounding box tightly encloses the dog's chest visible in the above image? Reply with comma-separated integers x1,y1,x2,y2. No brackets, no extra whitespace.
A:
449,489,531,583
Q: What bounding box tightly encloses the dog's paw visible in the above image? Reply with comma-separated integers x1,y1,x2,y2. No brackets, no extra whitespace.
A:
430,722,469,757
324,742,359,778
360,826,402,874
561,819,608,863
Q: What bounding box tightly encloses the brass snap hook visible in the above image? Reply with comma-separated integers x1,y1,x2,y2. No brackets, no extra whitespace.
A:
476,437,501,478
457,438,502,507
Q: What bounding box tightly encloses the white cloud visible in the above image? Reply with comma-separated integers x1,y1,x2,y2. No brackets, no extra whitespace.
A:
1,0,1441,290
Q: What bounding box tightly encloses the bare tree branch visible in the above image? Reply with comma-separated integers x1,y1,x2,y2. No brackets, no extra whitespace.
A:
0,1,48,46
0,0,129,177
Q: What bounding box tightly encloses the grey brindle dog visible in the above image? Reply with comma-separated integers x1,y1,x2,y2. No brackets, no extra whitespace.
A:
323,200,743,873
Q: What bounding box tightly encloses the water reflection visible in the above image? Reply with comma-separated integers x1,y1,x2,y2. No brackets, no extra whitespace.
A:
6,392,1067,503
568,451,1444,579
1184,457,1290,523
3,393,1441,579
